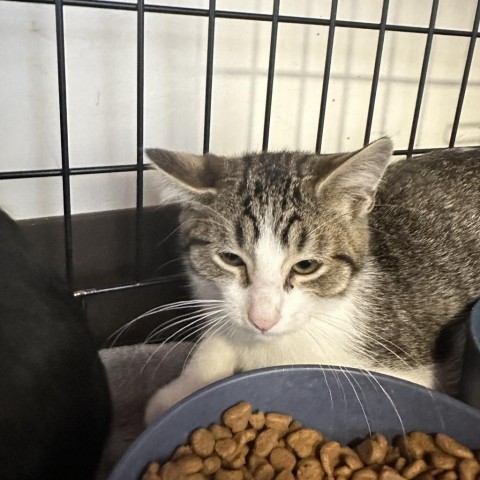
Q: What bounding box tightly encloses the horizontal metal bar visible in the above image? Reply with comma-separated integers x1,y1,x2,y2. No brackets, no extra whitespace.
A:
0,169,61,180
3,0,479,39
0,164,155,180
391,146,480,156
73,275,183,297
1,145,479,182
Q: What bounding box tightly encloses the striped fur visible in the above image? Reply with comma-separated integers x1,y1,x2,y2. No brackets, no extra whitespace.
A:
144,139,480,423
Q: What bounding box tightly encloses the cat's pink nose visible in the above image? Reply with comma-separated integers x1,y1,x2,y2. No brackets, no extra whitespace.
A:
247,306,280,332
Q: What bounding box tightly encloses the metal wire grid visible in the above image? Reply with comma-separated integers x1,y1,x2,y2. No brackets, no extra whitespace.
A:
1,0,480,301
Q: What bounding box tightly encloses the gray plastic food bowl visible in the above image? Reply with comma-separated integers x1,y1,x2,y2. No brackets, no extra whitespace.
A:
460,299,480,409
108,365,480,480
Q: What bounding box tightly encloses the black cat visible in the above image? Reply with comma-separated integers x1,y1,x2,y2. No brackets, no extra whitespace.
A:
0,209,111,480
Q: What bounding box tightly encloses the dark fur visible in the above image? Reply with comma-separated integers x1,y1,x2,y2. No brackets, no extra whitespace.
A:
0,210,111,480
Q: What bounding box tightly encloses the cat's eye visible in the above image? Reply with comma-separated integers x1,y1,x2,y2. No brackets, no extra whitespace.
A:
291,259,321,275
218,252,245,267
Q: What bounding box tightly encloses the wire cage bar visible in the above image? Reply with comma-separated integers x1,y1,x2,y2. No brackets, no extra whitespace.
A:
1,0,480,301
135,0,145,279
363,0,389,146
54,0,74,285
406,0,439,158
262,0,280,152
315,0,337,154
4,0,480,36
203,0,216,154
449,0,480,148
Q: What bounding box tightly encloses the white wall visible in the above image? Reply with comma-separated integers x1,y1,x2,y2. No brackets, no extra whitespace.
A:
0,0,479,219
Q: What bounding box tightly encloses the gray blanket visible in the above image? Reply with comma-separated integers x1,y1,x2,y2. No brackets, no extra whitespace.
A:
97,342,192,479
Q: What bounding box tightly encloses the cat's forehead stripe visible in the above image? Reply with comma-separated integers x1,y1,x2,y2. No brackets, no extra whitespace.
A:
298,228,308,250
242,195,260,241
280,213,301,246
234,153,307,246
235,221,244,248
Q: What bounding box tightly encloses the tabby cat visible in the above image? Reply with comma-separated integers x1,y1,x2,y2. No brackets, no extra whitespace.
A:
144,138,480,424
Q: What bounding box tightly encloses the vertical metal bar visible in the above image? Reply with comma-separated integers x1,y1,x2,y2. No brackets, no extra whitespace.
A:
364,0,389,146
315,0,338,154
203,0,216,154
136,0,145,279
406,0,439,157
262,0,280,152
54,0,74,287
449,0,480,148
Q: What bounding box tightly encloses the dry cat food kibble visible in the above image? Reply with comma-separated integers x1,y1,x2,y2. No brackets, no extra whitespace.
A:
141,402,480,480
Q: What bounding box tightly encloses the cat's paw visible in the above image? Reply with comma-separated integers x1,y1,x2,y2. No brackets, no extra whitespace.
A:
144,379,195,426
144,388,175,425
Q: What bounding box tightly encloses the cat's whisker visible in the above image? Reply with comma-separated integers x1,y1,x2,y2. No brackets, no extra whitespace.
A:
338,365,372,435
106,300,226,347
141,299,225,315
311,330,366,414
154,256,185,274
154,316,229,375
305,322,405,435
356,367,406,437
145,309,226,347
181,316,230,375
188,200,236,231
308,312,425,398
141,307,226,340
221,323,237,341
304,326,334,408
133,300,225,325
154,217,201,250
143,316,226,374
343,365,369,401
143,308,227,343
360,325,447,400
306,312,364,351
121,299,225,326
364,323,427,360
139,308,220,351
345,344,414,436
304,322,360,410
354,342,444,431
143,314,223,347
139,298,226,357
306,311,416,373
357,334,412,369
147,329,209,377
305,309,416,404
367,330,421,368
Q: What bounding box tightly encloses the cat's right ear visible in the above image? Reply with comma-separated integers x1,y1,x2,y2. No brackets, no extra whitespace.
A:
314,137,393,217
145,149,224,205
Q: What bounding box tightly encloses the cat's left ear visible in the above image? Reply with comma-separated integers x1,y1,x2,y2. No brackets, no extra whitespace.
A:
316,137,393,216
145,148,224,205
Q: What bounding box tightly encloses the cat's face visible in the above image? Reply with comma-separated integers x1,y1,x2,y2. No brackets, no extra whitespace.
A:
147,139,392,339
